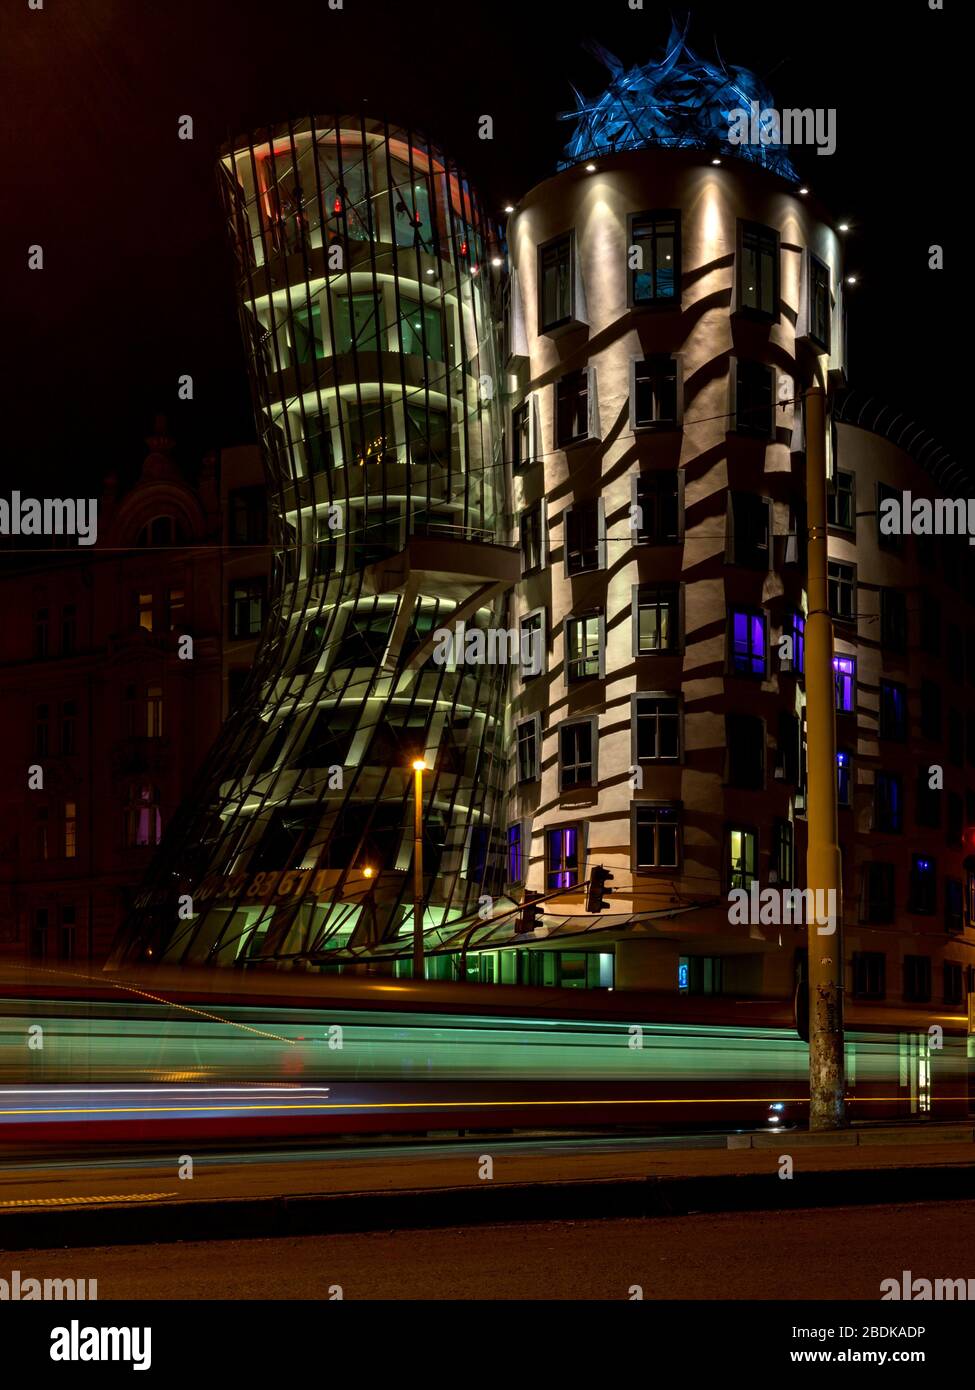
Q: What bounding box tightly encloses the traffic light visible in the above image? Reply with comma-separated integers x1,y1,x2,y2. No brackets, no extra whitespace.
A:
586,865,614,913
516,891,543,934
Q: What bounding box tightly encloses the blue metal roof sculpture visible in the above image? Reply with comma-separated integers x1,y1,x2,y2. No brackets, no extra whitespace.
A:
559,21,799,181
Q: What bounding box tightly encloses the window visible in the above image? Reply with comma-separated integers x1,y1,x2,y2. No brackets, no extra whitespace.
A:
555,369,592,447
305,412,334,474
737,222,779,318
565,502,601,574
920,592,941,655
511,399,534,470
34,704,49,758
781,612,805,675
728,826,758,890
772,820,794,886
565,613,603,682
30,909,48,961
406,405,449,465
852,951,886,1000
949,708,964,767
681,956,725,996
519,609,545,679
124,784,162,847
146,685,163,739
559,720,596,791
630,211,679,305
729,608,767,677
878,680,907,740
875,772,903,833
944,960,964,1005
60,701,77,756
520,504,544,574
827,470,855,531
945,879,964,934
634,804,680,870
64,801,77,859
777,711,800,785
61,604,77,654
633,694,680,762
35,808,48,861
35,608,49,657
833,655,855,713
546,824,581,889
726,715,764,789
632,356,679,427
399,298,444,361
229,486,267,545
516,716,540,783
539,234,573,331
507,824,524,884
230,578,267,640
334,292,385,355
881,588,907,651
633,471,680,544
903,955,931,1003
727,493,771,568
59,905,76,962
828,561,856,621
807,252,831,350
920,680,941,741
947,791,964,846
862,862,895,923
836,750,851,807
733,360,774,437
634,585,680,654
137,592,153,633
915,768,940,829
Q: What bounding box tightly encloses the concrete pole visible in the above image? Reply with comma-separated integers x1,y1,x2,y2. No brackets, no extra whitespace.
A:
804,385,846,1129
412,760,426,981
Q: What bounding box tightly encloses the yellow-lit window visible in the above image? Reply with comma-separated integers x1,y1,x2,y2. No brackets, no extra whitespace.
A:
64,802,77,859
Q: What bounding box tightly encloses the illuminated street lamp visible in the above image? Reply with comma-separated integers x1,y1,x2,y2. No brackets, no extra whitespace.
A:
411,758,428,980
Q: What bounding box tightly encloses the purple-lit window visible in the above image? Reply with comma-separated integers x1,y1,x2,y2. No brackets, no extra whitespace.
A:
124,783,162,848
833,656,855,712
507,823,523,884
836,751,851,806
909,854,936,915
731,608,766,677
788,613,805,674
546,825,580,890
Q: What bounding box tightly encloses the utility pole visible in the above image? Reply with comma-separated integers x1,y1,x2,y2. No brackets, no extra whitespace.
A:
411,758,427,981
804,384,846,1129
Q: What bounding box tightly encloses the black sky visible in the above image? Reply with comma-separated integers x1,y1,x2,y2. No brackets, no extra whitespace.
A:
5,0,963,493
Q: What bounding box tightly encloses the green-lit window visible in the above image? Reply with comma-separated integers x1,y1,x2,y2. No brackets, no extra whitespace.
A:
293,302,324,363
334,294,385,355
400,299,444,361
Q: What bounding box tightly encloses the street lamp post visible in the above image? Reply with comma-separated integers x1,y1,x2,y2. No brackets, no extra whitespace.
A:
411,758,427,981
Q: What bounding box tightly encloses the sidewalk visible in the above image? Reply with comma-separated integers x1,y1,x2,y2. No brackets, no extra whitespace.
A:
2,1124,974,1251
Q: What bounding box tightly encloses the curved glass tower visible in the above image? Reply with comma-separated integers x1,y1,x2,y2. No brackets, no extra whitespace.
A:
116,116,515,968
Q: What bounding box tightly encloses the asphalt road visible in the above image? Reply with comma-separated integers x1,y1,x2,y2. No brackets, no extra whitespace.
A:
6,1200,975,1299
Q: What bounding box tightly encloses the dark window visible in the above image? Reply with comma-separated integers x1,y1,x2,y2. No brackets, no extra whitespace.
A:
737,222,779,318
59,904,76,962
630,212,679,304
305,412,334,474
875,773,903,833
967,713,975,766
229,487,267,544
556,370,590,446
565,503,600,574
878,680,907,740
566,614,602,682
833,655,855,713
35,608,49,658
34,704,49,758
729,608,767,677
634,471,680,544
862,863,895,924
292,300,324,362
727,826,758,889
516,718,539,783
945,879,964,934
734,360,774,437
61,605,77,654
507,824,524,884
520,504,543,574
539,234,573,331
634,805,680,870
947,623,964,683
903,955,931,1003
915,769,941,829
230,578,267,640
635,586,679,654
920,680,941,741
828,561,856,621
944,960,964,1005
881,589,907,651
947,791,964,846
807,252,831,350
777,711,800,785
949,707,964,767
633,356,678,427
728,493,771,568
406,405,449,465
60,701,77,757
827,470,855,531
773,820,793,886
520,610,544,679
852,951,886,1000
836,750,852,807
30,908,48,960
919,591,941,655
331,607,394,670
727,715,764,790
559,721,595,791
634,695,680,762
546,824,581,889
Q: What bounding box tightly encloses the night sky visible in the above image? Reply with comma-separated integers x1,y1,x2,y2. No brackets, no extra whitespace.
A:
6,0,962,495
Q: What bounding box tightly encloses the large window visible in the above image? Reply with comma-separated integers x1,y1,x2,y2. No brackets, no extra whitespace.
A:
559,720,596,791
556,369,592,446
565,614,603,682
733,360,774,438
728,826,758,890
828,561,856,621
635,585,680,654
903,954,932,1003
633,804,680,870
399,298,444,361
630,212,679,305
565,502,601,574
539,234,573,331
633,694,680,762
727,493,771,568
730,608,767,678
546,824,581,889
333,293,385,355
737,222,779,319
634,471,680,544
632,357,679,428
861,862,895,924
